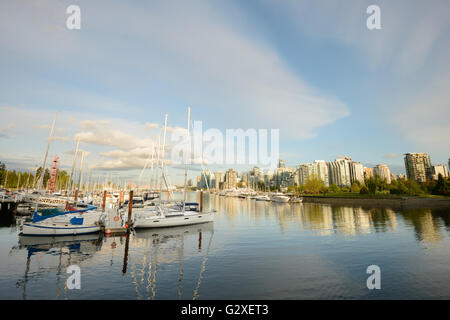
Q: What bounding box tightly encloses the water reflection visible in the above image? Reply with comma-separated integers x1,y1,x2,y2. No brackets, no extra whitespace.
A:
2,194,449,299
124,223,214,300
212,195,448,244
12,234,103,299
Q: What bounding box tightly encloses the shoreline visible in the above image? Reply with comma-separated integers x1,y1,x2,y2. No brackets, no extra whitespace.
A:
301,195,450,209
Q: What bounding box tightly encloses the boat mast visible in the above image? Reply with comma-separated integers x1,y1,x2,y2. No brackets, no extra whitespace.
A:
77,150,85,196
182,106,191,212
159,114,168,207
67,136,80,195
34,112,57,212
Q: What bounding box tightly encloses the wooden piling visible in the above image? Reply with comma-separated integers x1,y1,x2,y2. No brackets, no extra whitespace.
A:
102,190,107,212
200,190,203,212
127,190,133,229
74,189,78,202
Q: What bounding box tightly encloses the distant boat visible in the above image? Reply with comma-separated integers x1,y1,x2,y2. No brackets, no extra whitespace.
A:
290,196,303,203
270,193,290,203
255,195,270,201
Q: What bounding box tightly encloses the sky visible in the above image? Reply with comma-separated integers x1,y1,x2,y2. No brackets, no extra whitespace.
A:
0,0,449,184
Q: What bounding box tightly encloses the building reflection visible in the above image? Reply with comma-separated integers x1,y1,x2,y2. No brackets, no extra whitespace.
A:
399,209,444,243
214,197,447,244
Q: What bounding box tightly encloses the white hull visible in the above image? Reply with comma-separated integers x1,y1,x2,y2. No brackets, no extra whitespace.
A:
21,223,101,236
21,209,105,236
133,211,214,229
271,196,290,203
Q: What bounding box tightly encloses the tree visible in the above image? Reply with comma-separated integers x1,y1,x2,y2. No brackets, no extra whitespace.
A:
327,184,341,194
302,175,324,194
351,182,361,193
360,186,369,194
366,177,377,194
432,174,450,195
0,161,6,187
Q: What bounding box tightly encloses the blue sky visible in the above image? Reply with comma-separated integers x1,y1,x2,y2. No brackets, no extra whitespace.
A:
0,0,449,183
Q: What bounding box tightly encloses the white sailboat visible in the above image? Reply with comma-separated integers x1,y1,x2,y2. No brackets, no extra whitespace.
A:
133,108,214,229
20,207,105,236
19,113,106,236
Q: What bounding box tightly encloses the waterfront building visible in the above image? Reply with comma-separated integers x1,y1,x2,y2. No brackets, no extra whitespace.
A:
349,161,364,184
404,153,432,182
224,168,238,189
431,164,448,179
198,170,212,189
328,157,352,187
296,163,314,186
363,167,374,180
213,172,224,189
297,161,329,187
373,164,391,184
312,160,330,187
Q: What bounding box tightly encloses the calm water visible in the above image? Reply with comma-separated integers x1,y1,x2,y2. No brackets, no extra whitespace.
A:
1,193,450,300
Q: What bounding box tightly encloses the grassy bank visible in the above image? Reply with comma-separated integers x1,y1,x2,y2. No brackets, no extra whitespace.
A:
302,193,450,199
301,193,450,209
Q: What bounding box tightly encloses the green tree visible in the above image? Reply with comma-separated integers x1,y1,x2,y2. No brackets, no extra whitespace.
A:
366,177,377,194
327,184,341,194
302,175,324,194
351,182,361,193
360,186,369,194
432,174,450,195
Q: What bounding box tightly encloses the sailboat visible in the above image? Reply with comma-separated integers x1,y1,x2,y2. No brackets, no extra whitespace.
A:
133,108,214,229
19,114,106,236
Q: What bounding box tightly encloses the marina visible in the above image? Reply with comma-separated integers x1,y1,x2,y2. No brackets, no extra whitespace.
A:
1,193,450,299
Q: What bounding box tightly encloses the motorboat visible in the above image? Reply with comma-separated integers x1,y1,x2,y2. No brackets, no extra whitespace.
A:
270,193,290,203
255,195,270,201
290,196,303,203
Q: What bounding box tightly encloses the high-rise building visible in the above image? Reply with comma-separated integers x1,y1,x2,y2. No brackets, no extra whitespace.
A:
328,157,352,187
278,159,285,169
349,161,364,184
296,164,313,186
373,164,391,184
224,169,237,190
431,164,448,179
363,167,374,180
213,172,224,189
404,153,432,182
312,160,330,187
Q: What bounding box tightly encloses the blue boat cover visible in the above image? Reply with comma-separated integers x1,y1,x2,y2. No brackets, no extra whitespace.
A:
32,205,96,223
70,217,84,225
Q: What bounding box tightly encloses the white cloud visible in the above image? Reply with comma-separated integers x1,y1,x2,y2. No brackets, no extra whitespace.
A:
0,1,350,140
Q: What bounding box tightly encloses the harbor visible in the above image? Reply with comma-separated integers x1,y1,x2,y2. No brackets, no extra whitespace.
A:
1,193,450,299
